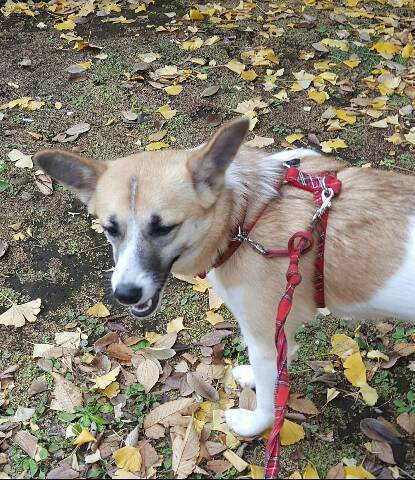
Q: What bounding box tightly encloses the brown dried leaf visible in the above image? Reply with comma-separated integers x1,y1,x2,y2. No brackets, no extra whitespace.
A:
94,332,120,352
154,333,177,349
172,419,200,479
360,418,401,444
28,376,48,396
148,130,167,142
376,322,394,335
144,398,194,432
288,393,320,415
207,459,232,474
14,430,38,459
46,462,80,479
201,85,220,97
396,413,415,435
394,343,415,357
50,372,83,413
34,173,53,195
186,372,219,401
107,342,133,362
65,122,90,136
326,463,345,479
135,356,160,393
204,441,227,457
372,440,395,464
199,330,232,347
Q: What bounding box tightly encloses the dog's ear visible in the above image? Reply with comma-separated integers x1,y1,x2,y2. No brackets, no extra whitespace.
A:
187,116,249,206
34,149,106,203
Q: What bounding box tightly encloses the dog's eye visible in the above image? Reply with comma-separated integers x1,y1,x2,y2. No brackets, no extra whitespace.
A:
104,222,119,237
151,224,177,237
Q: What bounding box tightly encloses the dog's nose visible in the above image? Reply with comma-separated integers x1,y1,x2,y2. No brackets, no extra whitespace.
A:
114,284,142,305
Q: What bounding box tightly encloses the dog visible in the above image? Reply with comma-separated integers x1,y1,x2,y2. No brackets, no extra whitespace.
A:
35,116,415,437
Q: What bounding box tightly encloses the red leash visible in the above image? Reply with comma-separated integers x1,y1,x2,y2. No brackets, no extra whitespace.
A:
202,161,342,478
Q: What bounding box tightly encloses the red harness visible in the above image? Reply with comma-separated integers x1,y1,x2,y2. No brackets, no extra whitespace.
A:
203,161,342,478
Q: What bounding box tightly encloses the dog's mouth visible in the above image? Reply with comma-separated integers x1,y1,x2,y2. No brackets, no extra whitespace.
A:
129,291,160,318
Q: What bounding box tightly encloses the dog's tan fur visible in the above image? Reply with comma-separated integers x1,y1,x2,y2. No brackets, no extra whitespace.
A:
35,117,415,436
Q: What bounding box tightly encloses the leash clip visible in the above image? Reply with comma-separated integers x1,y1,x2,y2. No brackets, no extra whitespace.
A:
233,226,267,255
312,187,334,222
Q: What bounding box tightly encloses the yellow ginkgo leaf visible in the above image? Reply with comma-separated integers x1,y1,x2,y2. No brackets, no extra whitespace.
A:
371,40,398,59
344,465,375,479
0,299,42,328
226,59,246,75
241,69,257,81
402,44,414,59
192,276,211,293
86,302,110,318
326,388,340,404
164,85,183,96
205,311,224,326
367,350,389,362
308,89,329,105
331,334,359,359
280,419,305,446
102,381,120,399
181,36,204,51
359,383,378,406
73,428,96,446
320,138,348,153
321,38,349,52
343,57,361,68
250,465,265,479
157,104,176,119
145,142,170,151
285,134,304,144
54,19,76,31
303,463,319,479
208,289,223,310
335,109,356,125
113,446,142,473
166,317,186,334
90,366,121,390
288,472,303,479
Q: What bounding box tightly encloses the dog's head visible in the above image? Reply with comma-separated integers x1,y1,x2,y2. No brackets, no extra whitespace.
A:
35,117,249,317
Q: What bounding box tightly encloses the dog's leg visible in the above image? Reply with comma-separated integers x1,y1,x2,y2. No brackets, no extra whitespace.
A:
225,304,311,437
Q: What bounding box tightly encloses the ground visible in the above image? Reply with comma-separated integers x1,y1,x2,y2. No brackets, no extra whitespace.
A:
0,0,415,479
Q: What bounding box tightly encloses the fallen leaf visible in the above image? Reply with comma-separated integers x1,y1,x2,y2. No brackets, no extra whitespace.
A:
288,394,320,415
320,138,348,153
193,276,211,293
371,40,398,59
250,465,265,479
394,343,415,357
303,463,319,479
8,149,33,169
326,463,345,479
186,372,219,401
54,19,76,31
285,134,304,144
396,413,415,435
50,373,83,413
0,298,41,327
167,317,186,334
371,440,395,464
90,366,121,390
172,418,200,478
326,388,340,404
280,419,305,446
205,311,224,326
335,109,356,125
113,446,142,473
199,330,232,347
107,343,133,362
101,381,120,399
146,141,170,151
225,59,246,75
34,172,53,195
308,89,329,104
241,69,257,81
46,463,80,479
13,406,35,423
223,450,248,473
73,429,96,446
144,398,194,436
14,430,38,459
135,356,160,393
245,135,274,148
157,104,176,119
201,85,220,97
148,130,167,142
66,122,90,136
343,465,375,479
164,85,183,96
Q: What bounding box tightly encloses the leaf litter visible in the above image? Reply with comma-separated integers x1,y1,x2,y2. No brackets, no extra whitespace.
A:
1,0,415,478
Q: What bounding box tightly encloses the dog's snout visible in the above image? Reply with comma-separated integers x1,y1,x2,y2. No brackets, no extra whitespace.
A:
114,284,142,305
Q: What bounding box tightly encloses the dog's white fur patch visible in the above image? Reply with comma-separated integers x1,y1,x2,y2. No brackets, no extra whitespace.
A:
232,365,256,389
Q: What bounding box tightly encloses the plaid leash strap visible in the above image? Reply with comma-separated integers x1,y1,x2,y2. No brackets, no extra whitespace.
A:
265,168,341,479
264,232,312,479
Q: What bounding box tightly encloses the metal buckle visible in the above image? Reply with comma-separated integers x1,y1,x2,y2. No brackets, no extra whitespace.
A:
312,186,334,222
233,226,267,255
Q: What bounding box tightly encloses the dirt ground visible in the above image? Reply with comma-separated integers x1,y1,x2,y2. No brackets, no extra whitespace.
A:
0,0,414,479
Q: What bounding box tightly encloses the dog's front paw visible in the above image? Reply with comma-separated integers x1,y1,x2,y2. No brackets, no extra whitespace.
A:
225,408,274,437
232,365,255,389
